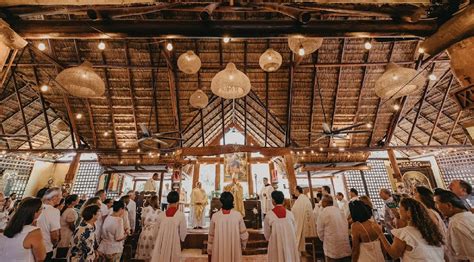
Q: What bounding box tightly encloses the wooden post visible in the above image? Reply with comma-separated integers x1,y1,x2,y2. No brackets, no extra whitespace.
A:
215,163,221,191
158,172,164,201
284,154,297,194
64,153,81,184
307,171,315,208
387,149,402,182
269,162,275,182
359,170,370,197
247,154,254,196
192,163,200,188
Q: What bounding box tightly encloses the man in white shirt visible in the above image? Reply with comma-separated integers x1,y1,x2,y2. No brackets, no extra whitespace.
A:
379,188,397,235
144,173,159,193
349,188,359,202
317,195,352,261
434,189,474,261
291,186,317,253
37,187,62,261
161,184,170,210
448,179,474,212
127,191,137,233
260,177,274,216
336,192,350,218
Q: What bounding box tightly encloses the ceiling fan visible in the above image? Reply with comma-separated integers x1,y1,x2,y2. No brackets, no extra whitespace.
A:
311,122,372,142
137,124,183,147
0,134,30,142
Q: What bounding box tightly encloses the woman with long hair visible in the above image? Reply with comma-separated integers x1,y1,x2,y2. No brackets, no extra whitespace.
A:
58,194,80,248
374,197,444,261
350,200,385,262
135,195,162,261
0,198,46,261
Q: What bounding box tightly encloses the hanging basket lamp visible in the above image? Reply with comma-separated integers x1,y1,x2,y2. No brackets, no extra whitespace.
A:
55,61,105,98
374,62,426,99
259,48,283,72
189,89,209,109
288,36,323,56
177,50,201,75
211,62,251,99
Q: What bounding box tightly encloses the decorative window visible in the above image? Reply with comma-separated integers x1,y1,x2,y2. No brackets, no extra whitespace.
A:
71,161,103,197
0,156,34,197
436,150,474,187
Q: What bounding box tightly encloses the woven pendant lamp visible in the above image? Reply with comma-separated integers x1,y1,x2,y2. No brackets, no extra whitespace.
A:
55,61,105,98
288,36,323,56
211,62,251,99
177,50,201,75
259,48,283,72
189,89,208,109
375,62,426,99
447,37,474,87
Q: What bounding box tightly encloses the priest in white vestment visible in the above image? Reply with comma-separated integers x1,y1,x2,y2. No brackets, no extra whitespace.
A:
264,190,300,262
208,192,249,262
144,173,159,193
317,195,352,261
336,192,350,218
291,186,317,252
152,191,187,262
190,182,208,229
260,177,274,216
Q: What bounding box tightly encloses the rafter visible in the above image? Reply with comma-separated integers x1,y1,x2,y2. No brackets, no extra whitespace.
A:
308,51,318,146
12,72,32,149
328,38,346,149
100,50,118,149
124,41,139,143
428,75,454,145
161,48,181,140
446,111,462,144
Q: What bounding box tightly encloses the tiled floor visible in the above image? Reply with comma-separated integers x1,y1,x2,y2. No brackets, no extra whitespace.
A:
181,249,268,262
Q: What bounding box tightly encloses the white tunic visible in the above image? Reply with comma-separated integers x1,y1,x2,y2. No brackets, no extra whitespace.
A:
263,208,300,262
58,207,78,247
292,194,317,251
144,178,157,192
0,225,38,262
260,185,274,214
98,215,125,255
151,210,187,262
317,206,352,259
391,226,444,262
207,210,249,262
337,198,350,218
447,211,474,261
127,199,137,232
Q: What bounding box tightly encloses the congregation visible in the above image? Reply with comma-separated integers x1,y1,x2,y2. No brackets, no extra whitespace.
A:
0,178,473,262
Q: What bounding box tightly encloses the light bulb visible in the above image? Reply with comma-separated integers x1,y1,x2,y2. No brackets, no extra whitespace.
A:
418,47,425,54
364,41,372,50
137,160,141,164
428,74,437,81
120,160,124,164
166,42,173,51
223,37,231,43
332,142,336,147
122,149,128,153
38,42,46,51
319,147,323,152
366,123,373,128
339,147,345,152
40,84,49,92
103,131,109,137
75,113,83,119
98,41,106,50
298,47,305,56
393,104,400,111
136,148,141,153
392,75,399,80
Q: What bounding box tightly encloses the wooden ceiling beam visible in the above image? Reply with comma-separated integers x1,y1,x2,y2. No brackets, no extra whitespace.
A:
100,50,118,149
300,164,370,172
285,52,294,146
233,106,281,147
9,20,437,39
308,51,318,146
124,41,140,143
12,72,32,149
328,38,346,150
161,48,181,140
265,40,270,147
446,110,462,144
428,75,454,145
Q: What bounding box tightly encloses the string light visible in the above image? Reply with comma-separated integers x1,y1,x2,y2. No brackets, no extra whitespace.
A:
38,42,46,51
392,75,399,80
40,84,49,92
122,149,128,153
120,160,124,164
166,42,173,51
364,41,372,50
148,152,153,157
366,123,373,128
137,160,141,164
339,147,345,152
418,47,425,54
311,150,314,154
98,41,106,50
136,149,141,153
393,104,401,111
319,147,323,152
103,131,109,137
428,74,437,81
75,113,83,119
223,37,231,43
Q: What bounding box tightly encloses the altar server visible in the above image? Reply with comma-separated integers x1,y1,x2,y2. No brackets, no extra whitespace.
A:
207,192,249,262
260,177,274,216
292,186,317,253
264,190,300,262
151,191,187,262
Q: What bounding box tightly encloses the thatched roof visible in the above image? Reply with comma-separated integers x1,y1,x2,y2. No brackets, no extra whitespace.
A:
0,1,472,166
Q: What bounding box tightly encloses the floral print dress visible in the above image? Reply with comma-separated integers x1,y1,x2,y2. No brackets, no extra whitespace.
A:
135,206,162,261
69,221,97,262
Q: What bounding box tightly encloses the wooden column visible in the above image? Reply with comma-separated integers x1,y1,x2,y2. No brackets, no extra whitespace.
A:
192,163,200,188
387,149,402,182
269,162,275,182
247,154,254,195
307,171,315,208
158,172,164,201
284,154,297,194
64,153,81,184
215,163,221,191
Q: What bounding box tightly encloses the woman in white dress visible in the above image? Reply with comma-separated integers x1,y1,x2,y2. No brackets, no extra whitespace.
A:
135,195,161,261
374,197,444,261
58,194,79,248
349,200,385,262
0,198,46,261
